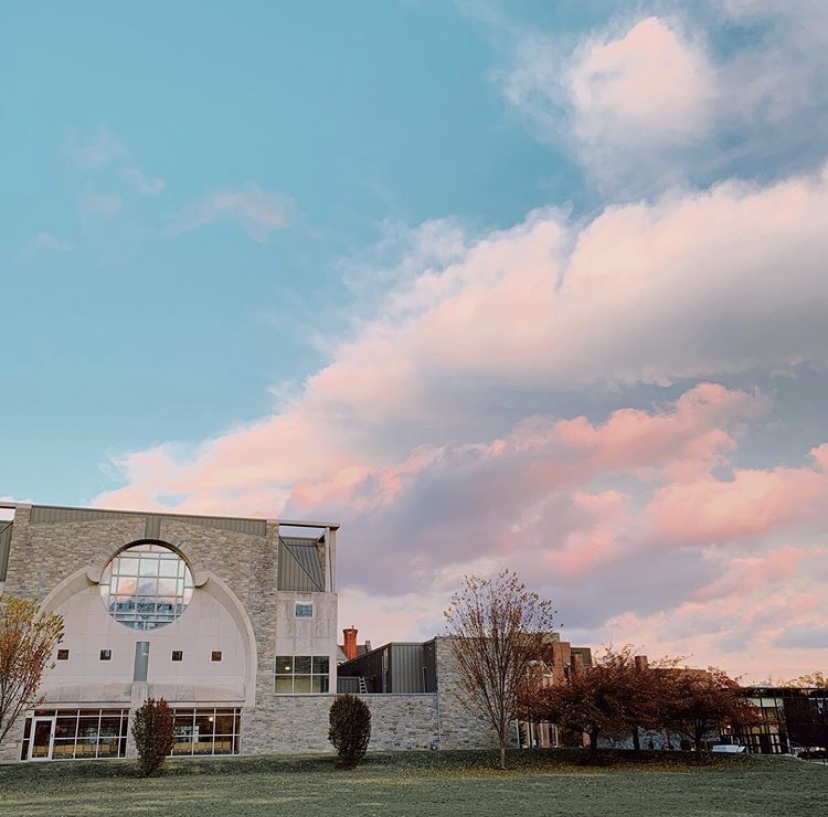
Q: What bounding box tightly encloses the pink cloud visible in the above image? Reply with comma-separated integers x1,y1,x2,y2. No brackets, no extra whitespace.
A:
569,17,715,147
95,162,828,677
648,466,827,546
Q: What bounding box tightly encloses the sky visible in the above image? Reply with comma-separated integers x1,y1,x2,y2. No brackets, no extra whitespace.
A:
2,0,828,683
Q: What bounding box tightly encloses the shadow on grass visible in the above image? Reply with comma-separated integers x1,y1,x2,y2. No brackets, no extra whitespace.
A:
0,748,744,785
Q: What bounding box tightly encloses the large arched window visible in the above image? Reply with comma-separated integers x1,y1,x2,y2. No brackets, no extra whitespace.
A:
99,543,194,630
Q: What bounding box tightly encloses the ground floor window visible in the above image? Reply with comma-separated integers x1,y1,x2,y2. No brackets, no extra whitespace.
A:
275,655,330,693
171,708,241,756
21,708,129,761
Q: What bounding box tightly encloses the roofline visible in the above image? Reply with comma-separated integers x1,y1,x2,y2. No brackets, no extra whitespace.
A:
0,502,339,531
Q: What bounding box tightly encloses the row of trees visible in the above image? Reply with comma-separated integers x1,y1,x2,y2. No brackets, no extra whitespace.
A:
445,571,763,767
519,645,760,754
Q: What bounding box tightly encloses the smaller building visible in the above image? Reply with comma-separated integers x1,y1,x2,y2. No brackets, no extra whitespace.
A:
735,686,828,754
335,631,592,750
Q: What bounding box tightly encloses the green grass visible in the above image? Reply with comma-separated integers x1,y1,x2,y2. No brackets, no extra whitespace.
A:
0,751,824,817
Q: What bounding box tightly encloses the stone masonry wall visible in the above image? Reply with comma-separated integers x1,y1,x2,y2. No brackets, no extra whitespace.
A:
244,694,439,754
433,636,518,750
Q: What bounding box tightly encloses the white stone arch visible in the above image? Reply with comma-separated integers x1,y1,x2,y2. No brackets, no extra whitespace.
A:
40,560,258,707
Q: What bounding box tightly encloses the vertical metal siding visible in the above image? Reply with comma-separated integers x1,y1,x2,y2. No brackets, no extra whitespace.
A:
27,504,267,536
277,538,324,592
277,546,316,591
144,516,161,539
0,522,12,582
390,644,427,692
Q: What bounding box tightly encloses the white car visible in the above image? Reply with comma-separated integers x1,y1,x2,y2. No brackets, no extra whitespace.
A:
711,744,746,753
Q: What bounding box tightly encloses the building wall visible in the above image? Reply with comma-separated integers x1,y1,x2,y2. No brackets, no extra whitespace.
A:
0,504,339,763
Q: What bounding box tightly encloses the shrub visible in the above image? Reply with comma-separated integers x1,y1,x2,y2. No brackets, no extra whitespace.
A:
328,694,371,768
132,697,175,776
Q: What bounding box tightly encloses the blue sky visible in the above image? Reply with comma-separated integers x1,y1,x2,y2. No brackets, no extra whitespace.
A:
3,0,828,680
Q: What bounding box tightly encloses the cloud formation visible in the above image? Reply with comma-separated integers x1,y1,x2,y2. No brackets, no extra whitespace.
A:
502,3,828,189
169,185,293,243
20,232,74,260
81,192,122,218
63,129,126,169
97,158,828,678
119,166,165,196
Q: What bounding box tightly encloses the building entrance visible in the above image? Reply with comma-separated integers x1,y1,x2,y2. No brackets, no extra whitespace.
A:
29,717,55,760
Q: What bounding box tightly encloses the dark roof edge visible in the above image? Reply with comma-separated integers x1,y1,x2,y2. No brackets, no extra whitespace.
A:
0,502,338,530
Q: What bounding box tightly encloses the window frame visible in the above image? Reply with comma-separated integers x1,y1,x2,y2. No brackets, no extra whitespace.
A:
274,654,330,694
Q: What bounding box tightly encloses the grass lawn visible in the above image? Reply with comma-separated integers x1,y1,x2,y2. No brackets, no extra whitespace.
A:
0,750,824,817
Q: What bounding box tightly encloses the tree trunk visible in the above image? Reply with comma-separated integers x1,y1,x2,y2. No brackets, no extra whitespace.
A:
499,741,507,770
589,728,600,756
632,727,641,752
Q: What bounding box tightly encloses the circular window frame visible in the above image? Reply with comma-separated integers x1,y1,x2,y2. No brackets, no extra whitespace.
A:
99,541,195,631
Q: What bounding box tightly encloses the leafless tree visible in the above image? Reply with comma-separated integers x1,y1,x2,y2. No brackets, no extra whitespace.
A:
444,570,556,769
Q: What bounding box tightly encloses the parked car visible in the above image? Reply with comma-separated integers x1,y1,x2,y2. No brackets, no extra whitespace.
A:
711,744,746,753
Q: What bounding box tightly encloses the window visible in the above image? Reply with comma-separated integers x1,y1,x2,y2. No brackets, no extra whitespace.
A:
21,708,129,761
294,602,313,619
211,651,222,662
99,649,111,661
99,542,194,630
171,708,241,756
57,649,69,661
172,650,183,662
275,655,330,693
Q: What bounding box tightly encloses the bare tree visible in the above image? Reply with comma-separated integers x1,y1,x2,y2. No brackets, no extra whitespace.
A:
444,570,556,769
0,595,64,747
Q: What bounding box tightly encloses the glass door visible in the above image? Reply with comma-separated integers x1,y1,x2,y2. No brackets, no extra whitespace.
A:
29,717,55,760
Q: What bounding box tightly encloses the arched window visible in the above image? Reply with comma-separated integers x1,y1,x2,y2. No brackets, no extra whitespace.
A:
99,543,194,630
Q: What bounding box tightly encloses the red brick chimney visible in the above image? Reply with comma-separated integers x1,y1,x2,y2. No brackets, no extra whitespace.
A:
343,626,358,660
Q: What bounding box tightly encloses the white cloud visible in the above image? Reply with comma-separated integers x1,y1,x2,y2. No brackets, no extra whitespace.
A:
63,129,126,169
568,18,715,148
501,5,828,189
119,166,165,196
81,192,122,218
31,232,73,253
169,185,293,243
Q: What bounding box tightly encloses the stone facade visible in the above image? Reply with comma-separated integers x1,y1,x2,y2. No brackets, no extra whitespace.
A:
0,503,516,764
0,503,338,764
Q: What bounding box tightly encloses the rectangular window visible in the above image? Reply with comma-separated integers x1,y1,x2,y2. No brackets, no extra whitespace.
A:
21,709,129,761
171,708,241,756
99,649,112,661
294,602,313,619
57,649,69,661
211,651,222,662
172,650,183,662
274,655,330,694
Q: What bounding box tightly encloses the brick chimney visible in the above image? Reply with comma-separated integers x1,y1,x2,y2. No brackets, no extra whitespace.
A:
343,626,358,660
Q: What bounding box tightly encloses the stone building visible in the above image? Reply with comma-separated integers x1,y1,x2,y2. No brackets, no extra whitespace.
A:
336,632,593,750
0,500,590,762
0,502,339,762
